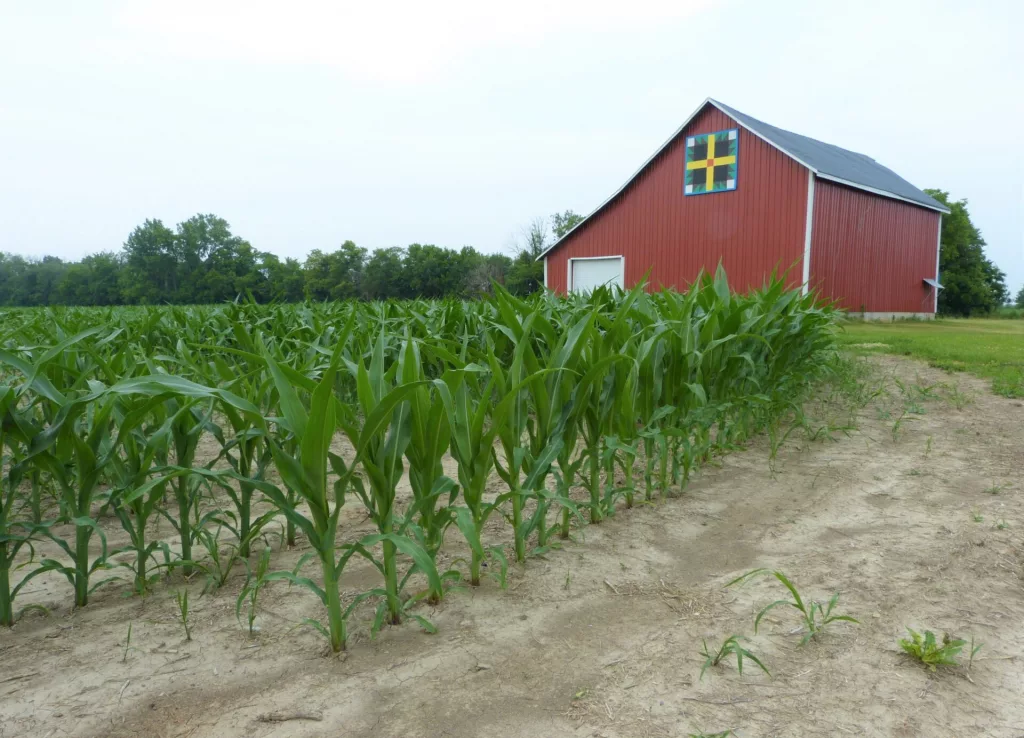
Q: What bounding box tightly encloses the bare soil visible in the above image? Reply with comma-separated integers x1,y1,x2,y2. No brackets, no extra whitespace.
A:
2,356,1023,738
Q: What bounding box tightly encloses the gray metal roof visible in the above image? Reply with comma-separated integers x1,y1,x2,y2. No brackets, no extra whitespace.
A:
710,99,948,213
539,98,947,260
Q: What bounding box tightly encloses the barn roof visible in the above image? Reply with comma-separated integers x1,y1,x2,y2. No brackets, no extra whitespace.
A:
539,98,948,260
710,100,949,214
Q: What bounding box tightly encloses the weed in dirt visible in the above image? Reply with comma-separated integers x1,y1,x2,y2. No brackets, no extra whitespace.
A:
944,383,973,410
984,483,1005,495
906,469,921,477
730,569,859,645
891,410,913,443
876,407,892,421
924,436,933,456
121,622,139,663
699,635,770,680
994,518,1010,530
236,547,271,636
175,589,192,641
899,629,981,671
971,509,984,523
689,732,733,738
196,523,243,594
564,567,571,590
571,687,591,702
968,635,983,670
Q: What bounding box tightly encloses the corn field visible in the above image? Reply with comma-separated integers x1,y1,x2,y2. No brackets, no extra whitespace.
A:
0,270,836,652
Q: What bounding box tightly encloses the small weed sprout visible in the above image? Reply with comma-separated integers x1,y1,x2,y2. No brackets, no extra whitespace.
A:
899,629,981,671
175,589,192,641
236,548,272,637
729,569,859,645
689,732,733,738
994,518,1010,530
984,483,1004,495
924,436,933,456
971,509,984,523
891,410,912,443
121,622,140,663
968,635,983,670
699,635,770,680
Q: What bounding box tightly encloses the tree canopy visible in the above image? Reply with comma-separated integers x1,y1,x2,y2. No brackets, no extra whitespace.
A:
0,212,582,306
926,189,1008,316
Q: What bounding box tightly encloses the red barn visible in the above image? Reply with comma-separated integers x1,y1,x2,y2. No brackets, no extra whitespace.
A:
540,99,949,318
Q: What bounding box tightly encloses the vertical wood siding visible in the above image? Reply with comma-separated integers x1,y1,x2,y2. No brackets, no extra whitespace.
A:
546,106,809,294
810,180,940,313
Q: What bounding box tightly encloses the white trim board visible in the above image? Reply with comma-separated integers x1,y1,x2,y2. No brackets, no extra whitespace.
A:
802,172,815,295
933,214,942,312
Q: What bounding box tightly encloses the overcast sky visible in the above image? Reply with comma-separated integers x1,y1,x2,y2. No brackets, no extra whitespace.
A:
2,0,1022,291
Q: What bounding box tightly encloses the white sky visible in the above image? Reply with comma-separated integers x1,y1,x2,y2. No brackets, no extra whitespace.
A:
1,0,1022,292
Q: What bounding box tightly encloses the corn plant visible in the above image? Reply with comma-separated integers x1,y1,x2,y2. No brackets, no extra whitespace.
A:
256,338,434,652
29,394,120,608
435,362,548,586
163,397,215,576
399,339,458,601
730,569,859,644
338,331,442,628
0,270,840,642
699,635,770,680
106,397,176,595
0,385,51,625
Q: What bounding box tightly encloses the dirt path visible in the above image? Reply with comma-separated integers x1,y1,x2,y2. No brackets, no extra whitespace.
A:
2,356,1022,738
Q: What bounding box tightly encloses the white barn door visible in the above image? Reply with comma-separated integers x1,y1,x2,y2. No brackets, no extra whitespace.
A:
570,257,624,292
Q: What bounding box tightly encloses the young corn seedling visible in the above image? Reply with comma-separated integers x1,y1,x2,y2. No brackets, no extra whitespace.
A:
175,589,192,641
698,635,770,680
730,569,859,644
899,629,981,671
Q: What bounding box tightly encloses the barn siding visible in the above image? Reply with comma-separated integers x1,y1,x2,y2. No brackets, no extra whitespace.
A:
810,179,940,313
545,106,809,294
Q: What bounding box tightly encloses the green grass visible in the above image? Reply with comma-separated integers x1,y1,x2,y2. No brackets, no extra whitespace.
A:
837,319,1024,398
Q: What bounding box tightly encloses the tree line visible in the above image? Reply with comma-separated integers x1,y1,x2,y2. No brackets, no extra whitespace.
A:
0,211,584,307
0,192,1014,315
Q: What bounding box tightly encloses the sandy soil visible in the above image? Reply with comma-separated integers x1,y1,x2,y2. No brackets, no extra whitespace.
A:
2,355,1022,738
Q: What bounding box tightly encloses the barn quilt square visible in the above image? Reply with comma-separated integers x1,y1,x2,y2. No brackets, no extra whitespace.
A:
684,128,738,195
